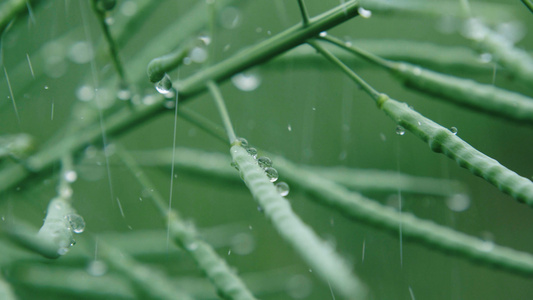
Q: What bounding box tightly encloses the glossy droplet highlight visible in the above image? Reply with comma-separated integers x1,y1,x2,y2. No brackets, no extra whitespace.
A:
237,137,248,147
66,214,86,233
319,31,327,37
276,181,289,196
246,147,258,158
357,7,372,18
231,72,261,91
396,126,405,136
190,47,208,63
155,74,172,94
257,156,272,169
450,127,458,135
264,167,278,182
64,170,77,183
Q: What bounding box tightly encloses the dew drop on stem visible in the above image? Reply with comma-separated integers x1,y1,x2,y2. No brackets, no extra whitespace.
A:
246,147,258,159
276,181,289,196
450,126,458,135
265,167,279,182
155,73,172,94
396,125,406,136
357,7,372,18
66,214,86,233
257,156,272,168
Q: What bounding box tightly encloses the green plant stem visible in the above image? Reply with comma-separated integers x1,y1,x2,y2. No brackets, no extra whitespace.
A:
0,0,40,34
296,0,310,26
207,81,237,144
273,155,533,277
90,0,127,83
132,147,467,197
97,240,194,300
230,145,367,300
175,0,360,98
0,1,361,195
322,35,533,126
146,40,196,83
0,273,16,300
521,0,533,14
116,144,258,300
309,40,533,208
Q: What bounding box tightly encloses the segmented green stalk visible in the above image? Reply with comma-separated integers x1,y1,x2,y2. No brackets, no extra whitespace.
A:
117,145,257,300
0,273,16,300
323,35,533,125
465,19,533,85
98,241,194,300
207,81,237,144
231,145,367,300
274,156,533,276
310,40,533,208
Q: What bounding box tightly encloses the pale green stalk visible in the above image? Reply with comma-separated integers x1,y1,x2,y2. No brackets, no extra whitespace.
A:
116,144,257,300
207,81,237,144
98,240,194,300
0,273,16,300
522,0,533,13
322,35,533,126
296,0,310,26
309,40,533,208
274,155,533,276
0,0,361,195
231,145,367,299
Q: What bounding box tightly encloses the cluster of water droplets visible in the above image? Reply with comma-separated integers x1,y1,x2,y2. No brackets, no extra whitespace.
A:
232,137,290,197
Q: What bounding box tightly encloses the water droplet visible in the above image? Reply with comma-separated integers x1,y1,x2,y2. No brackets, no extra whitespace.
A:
396,125,405,136
264,167,279,182
257,205,263,213
446,193,470,212
64,170,77,183
450,126,458,135
219,6,241,29
478,232,495,252
76,85,95,102
66,214,86,233
44,85,49,90
357,7,372,18
120,1,137,16
164,98,176,109
237,137,248,147
276,182,289,196
68,41,94,64
190,47,208,63
228,249,232,255
231,161,240,171
87,260,108,276
183,56,192,65
288,124,292,131
198,34,211,46
57,247,69,255
117,83,132,100
155,74,172,94
246,147,258,158
231,71,261,91
105,17,114,25
60,186,73,198
319,31,327,37
186,242,198,251
257,156,272,168
479,53,492,63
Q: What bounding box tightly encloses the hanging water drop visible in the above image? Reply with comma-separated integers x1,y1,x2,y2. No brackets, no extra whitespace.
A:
155,74,172,94
66,214,86,233
276,182,289,196
357,7,372,18
257,156,272,168
264,167,279,182
246,147,258,158
396,125,406,136
237,137,248,147
231,71,261,92
450,126,458,135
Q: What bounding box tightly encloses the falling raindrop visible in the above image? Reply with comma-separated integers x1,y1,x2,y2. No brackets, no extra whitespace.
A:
396,126,406,136
276,182,289,196
66,214,86,233
231,71,261,91
155,74,172,94
264,167,279,182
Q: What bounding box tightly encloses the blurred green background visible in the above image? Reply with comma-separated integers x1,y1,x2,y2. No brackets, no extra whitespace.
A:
2,0,533,299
